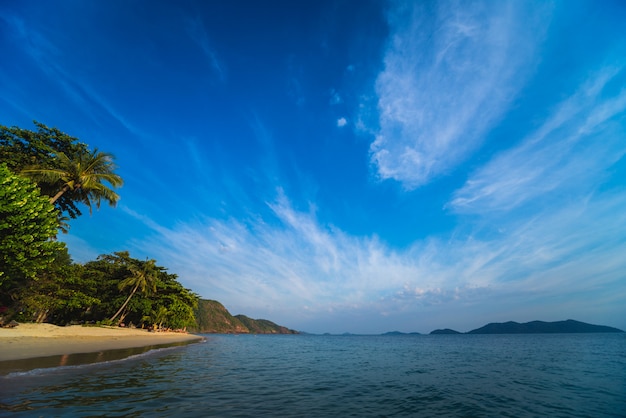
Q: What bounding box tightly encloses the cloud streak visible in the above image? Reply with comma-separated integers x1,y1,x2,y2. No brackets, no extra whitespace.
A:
128,183,626,332
1,14,148,139
185,16,226,82
450,66,626,213
370,1,550,188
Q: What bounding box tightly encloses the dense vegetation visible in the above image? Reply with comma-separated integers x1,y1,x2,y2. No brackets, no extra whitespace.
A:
0,122,197,330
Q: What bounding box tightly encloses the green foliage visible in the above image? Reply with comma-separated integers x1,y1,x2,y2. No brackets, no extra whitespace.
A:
22,148,123,213
164,298,196,330
17,250,100,323
79,252,198,329
0,122,89,219
0,121,123,220
1,122,196,329
143,306,169,330
3,243,198,328
109,257,159,323
151,272,198,330
0,164,64,299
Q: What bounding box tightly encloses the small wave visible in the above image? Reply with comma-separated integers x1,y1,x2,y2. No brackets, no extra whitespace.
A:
1,341,199,378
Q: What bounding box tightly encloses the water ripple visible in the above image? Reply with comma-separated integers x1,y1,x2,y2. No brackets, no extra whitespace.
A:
1,334,625,417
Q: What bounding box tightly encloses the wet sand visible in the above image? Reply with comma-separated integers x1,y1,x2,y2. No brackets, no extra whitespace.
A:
0,323,203,362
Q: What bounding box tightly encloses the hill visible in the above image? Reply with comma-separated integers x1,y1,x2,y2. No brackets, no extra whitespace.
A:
235,314,298,334
468,319,624,334
192,299,298,334
430,328,462,335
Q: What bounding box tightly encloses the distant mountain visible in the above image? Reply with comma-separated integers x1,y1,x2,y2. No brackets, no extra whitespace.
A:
192,299,298,334
468,319,624,334
382,331,421,335
430,328,462,335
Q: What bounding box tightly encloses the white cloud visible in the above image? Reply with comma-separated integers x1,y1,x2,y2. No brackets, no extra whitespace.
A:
450,67,626,213
1,14,148,139
330,89,342,105
370,1,550,189
337,117,347,127
128,184,626,332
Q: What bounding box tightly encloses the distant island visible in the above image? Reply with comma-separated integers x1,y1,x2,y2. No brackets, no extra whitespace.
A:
430,328,462,335
191,306,624,335
427,319,623,335
192,299,298,334
467,319,623,334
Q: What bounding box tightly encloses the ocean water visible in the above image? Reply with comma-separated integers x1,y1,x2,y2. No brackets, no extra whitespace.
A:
1,333,624,417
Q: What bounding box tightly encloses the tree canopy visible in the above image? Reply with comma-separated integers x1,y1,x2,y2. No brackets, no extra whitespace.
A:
1,122,198,330
22,148,123,213
6,247,199,329
0,121,122,219
80,252,198,329
110,257,159,324
0,164,65,302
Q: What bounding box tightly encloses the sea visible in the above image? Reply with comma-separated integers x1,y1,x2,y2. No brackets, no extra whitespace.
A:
1,333,625,417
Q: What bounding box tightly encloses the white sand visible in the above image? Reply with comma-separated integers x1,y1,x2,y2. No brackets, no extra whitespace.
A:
0,323,202,361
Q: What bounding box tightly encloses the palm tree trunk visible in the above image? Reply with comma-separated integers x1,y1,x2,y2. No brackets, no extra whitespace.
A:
110,283,139,323
35,310,48,323
50,184,71,204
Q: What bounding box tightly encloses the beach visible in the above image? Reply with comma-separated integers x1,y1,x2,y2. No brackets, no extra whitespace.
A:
0,323,203,362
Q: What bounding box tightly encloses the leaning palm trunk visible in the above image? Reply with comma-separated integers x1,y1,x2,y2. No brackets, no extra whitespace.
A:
119,311,129,325
109,283,139,323
49,184,72,204
35,309,49,323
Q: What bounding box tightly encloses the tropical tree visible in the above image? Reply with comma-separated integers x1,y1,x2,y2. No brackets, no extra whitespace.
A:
166,297,197,330
22,148,123,214
109,259,159,324
71,252,197,328
143,306,169,330
1,122,92,219
154,273,198,330
17,247,98,324
0,164,64,302
1,122,81,174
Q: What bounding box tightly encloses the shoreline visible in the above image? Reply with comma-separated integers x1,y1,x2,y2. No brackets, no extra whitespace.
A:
0,323,203,371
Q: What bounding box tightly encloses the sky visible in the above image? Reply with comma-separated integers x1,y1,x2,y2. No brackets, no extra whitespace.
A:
1,0,625,334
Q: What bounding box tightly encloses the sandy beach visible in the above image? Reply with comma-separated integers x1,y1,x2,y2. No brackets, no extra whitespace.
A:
0,323,203,362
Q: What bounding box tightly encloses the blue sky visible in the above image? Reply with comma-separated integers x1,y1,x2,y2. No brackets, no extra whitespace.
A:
1,0,625,334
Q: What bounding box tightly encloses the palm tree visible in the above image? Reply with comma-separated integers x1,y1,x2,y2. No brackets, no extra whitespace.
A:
109,259,159,324
143,306,169,331
22,148,123,214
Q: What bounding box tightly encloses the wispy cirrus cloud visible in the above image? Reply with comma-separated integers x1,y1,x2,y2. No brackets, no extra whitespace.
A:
1,13,148,139
450,66,626,213
370,1,551,189
128,184,626,332
185,16,226,82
